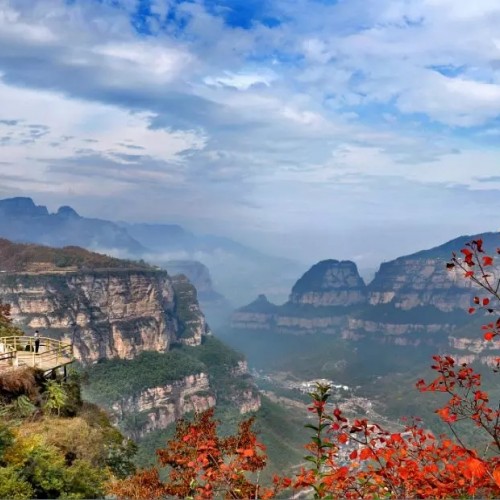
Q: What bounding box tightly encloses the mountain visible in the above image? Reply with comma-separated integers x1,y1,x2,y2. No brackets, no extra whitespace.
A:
164,260,232,327
230,233,500,363
232,260,366,334
122,222,302,305
0,197,146,255
0,197,300,306
367,233,500,311
290,260,368,306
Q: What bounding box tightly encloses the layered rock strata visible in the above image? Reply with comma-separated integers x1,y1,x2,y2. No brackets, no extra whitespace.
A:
0,269,209,363
290,260,367,306
111,373,216,438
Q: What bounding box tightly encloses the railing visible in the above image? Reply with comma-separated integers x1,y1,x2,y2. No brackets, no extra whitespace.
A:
0,343,15,366
0,336,74,371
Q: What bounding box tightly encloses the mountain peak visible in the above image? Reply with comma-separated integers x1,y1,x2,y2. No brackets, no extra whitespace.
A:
290,259,367,306
57,205,80,218
0,197,49,217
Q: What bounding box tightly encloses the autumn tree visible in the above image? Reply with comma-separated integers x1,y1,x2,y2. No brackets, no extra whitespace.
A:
109,408,280,499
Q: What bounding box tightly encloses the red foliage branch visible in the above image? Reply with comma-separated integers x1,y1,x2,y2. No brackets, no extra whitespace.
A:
109,408,280,499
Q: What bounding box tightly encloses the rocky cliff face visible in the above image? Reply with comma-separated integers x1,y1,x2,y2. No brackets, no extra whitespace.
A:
231,237,495,349
0,268,210,363
231,262,367,333
166,260,219,299
111,373,216,439
290,260,368,306
166,260,232,327
368,258,476,311
108,371,261,439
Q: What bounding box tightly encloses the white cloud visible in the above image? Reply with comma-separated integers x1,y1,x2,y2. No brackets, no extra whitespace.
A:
0,79,207,195
204,70,277,90
1,0,500,264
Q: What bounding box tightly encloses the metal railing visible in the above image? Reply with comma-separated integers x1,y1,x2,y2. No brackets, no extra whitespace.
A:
0,336,73,370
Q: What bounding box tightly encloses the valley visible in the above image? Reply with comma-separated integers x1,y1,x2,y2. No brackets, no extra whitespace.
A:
1,210,500,494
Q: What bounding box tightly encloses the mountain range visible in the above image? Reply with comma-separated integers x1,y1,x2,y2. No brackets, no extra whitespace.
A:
230,232,500,365
0,197,301,306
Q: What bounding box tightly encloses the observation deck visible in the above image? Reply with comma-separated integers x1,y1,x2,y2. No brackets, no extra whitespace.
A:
0,336,74,373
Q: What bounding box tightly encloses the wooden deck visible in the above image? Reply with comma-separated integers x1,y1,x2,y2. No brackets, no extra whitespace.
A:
0,336,74,373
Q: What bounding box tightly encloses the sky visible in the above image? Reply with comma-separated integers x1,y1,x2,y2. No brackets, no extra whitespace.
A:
1,0,500,269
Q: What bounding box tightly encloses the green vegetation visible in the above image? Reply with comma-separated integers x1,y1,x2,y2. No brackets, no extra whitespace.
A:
0,367,136,499
82,350,206,406
354,303,470,325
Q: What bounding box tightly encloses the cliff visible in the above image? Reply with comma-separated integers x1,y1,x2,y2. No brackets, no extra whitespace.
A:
111,373,216,439
83,339,261,438
290,260,367,306
0,196,300,307
231,261,367,333
368,258,475,311
0,239,261,458
0,240,209,363
166,260,233,327
166,260,222,301
230,236,495,349
367,232,500,311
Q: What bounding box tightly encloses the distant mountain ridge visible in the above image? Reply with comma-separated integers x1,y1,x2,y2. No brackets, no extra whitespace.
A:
0,197,300,305
0,197,146,255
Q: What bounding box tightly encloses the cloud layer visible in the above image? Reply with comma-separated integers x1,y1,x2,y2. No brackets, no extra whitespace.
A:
1,0,500,266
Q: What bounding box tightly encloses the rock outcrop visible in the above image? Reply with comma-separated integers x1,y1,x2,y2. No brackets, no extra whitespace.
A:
166,260,232,327
231,234,500,354
367,232,500,311
290,260,368,307
111,373,216,439
231,262,367,333
0,239,261,447
166,260,220,301
0,240,210,363
368,258,476,311
0,268,210,363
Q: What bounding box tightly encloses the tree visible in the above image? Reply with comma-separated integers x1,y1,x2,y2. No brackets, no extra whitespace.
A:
0,300,22,337
109,408,280,499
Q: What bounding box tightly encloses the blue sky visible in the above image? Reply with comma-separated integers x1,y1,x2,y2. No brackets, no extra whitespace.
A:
1,0,500,268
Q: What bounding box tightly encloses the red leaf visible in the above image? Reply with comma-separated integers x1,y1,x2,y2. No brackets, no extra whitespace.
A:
482,256,494,266
338,434,348,444
483,298,490,306
484,332,495,341
468,307,476,314
493,468,500,487
349,449,357,459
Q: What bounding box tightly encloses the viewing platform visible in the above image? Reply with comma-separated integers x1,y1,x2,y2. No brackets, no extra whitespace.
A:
0,336,74,373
